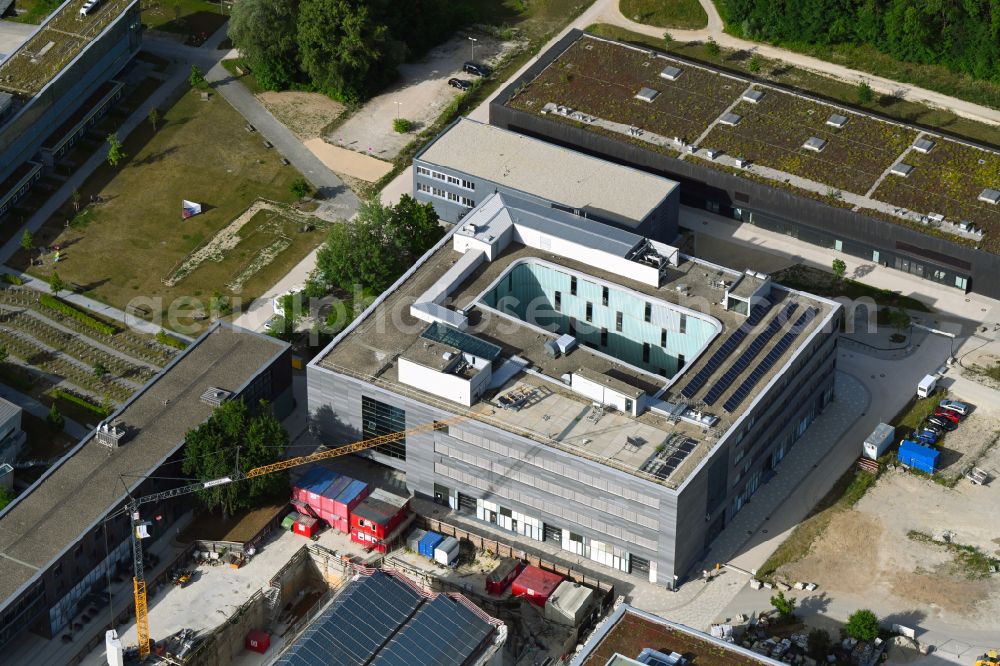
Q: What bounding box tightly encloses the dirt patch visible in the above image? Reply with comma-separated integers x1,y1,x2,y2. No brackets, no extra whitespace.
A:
257,91,345,140
181,502,287,544
304,139,393,182
783,512,882,596
934,407,1000,478
887,565,991,615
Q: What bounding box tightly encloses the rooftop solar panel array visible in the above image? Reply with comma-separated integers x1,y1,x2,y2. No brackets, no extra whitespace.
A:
723,307,819,413
680,301,772,399
703,303,798,406
274,571,497,666
640,433,698,480
375,595,494,666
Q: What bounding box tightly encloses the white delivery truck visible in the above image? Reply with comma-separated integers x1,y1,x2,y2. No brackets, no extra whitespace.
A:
863,423,895,460
916,374,937,398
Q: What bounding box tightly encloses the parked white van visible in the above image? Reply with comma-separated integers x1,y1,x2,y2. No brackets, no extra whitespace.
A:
916,374,937,398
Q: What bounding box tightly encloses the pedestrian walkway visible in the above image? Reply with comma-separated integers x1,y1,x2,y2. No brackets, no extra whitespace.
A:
0,384,88,440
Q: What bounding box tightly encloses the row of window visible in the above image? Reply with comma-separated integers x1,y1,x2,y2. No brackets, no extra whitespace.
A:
415,165,475,191
361,396,407,460
416,182,475,207
435,461,658,551
447,425,659,508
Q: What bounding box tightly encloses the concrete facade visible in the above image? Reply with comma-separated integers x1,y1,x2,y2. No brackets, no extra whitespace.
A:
413,119,680,242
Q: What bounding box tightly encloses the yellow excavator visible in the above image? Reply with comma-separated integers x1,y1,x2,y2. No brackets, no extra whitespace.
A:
109,416,463,660
976,651,999,666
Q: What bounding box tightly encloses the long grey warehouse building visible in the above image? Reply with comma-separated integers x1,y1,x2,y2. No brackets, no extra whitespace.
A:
308,192,841,585
0,322,292,659
413,117,680,241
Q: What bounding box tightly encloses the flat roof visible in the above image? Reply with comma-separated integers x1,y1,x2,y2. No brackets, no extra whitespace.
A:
0,322,286,604
274,569,500,666
316,197,834,489
0,0,136,98
504,31,1000,253
572,604,782,666
417,117,678,226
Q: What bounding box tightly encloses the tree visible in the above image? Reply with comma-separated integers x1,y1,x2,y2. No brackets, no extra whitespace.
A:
290,178,312,199
19,229,33,252
228,0,303,90
70,189,81,213
48,271,65,294
662,31,673,47
189,64,207,89
845,608,880,641
180,399,289,516
856,80,874,104
47,402,64,433
106,133,126,167
887,307,910,333
392,118,413,133
92,362,108,379
705,37,720,57
807,628,831,660
148,106,161,131
297,0,405,104
0,487,13,511
769,590,796,620
832,258,847,278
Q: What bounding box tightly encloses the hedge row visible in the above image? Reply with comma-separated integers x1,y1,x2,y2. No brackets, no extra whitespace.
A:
39,294,117,336
156,330,188,350
52,389,112,417
1,274,23,285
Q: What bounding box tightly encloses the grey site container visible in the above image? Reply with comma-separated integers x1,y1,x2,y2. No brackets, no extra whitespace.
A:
406,528,427,552
544,581,595,626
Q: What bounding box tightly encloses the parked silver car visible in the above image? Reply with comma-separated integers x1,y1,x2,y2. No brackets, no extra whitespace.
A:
938,399,970,416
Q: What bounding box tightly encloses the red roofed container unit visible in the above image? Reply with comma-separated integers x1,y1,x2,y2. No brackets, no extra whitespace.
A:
511,566,563,607
332,479,370,521
292,516,319,538
350,489,411,553
319,475,352,514
245,629,270,654
486,558,524,595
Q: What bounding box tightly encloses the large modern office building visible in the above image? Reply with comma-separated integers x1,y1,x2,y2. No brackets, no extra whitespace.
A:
0,323,291,657
308,190,840,585
490,30,1000,297
0,0,140,217
413,117,680,241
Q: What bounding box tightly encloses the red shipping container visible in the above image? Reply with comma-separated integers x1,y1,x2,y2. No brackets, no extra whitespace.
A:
332,480,370,519
331,516,350,534
319,476,352,515
486,558,524,595
350,489,409,540
245,629,270,654
511,566,562,607
293,517,318,538
351,528,390,553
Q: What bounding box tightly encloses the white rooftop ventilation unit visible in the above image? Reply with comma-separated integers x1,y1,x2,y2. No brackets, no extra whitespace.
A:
826,113,848,128
803,136,827,152
742,90,764,104
96,421,126,449
201,387,233,407
890,163,913,177
978,188,1000,205
555,334,577,355
635,87,660,102
659,66,683,81
912,137,935,154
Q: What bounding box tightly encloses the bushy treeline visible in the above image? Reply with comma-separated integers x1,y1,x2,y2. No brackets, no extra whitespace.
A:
720,0,1000,82
229,0,480,103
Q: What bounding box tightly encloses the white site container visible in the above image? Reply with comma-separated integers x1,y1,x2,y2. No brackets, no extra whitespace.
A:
434,537,460,566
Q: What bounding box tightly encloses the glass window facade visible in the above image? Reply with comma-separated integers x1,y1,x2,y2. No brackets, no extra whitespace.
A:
362,396,406,460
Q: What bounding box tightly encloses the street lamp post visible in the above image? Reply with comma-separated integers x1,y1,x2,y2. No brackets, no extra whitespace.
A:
394,101,401,120
468,36,478,62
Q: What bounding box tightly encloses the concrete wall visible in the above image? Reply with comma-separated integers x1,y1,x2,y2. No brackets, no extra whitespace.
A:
488,29,1000,298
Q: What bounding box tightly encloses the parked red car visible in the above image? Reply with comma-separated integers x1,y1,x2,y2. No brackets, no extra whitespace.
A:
933,409,961,423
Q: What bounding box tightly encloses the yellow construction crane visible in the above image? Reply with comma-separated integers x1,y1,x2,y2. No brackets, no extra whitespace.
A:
109,416,463,660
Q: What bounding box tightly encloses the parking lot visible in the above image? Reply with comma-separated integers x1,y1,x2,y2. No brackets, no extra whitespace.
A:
325,32,516,164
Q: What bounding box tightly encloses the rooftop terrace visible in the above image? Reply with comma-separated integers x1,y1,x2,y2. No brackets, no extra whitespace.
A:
0,0,136,97
505,33,1000,253
317,195,833,489
0,322,286,603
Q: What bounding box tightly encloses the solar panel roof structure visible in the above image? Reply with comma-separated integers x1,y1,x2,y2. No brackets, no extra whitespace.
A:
421,322,502,361
274,570,498,666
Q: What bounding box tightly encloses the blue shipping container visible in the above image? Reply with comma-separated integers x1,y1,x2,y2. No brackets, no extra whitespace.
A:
418,532,444,558
898,440,939,474
294,466,327,490
322,476,352,501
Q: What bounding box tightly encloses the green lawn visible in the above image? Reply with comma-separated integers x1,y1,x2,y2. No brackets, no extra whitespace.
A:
5,0,60,24
141,0,228,45
620,0,708,30
770,265,931,312
585,24,1000,147
18,88,317,332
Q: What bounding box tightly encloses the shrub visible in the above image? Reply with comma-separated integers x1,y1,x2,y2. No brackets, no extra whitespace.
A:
856,80,874,104
1,273,23,285
769,590,796,619
39,294,117,336
392,118,414,133
748,53,763,73
290,178,312,199
845,609,880,641
831,258,847,278
189,64,207,89
47,403,65,432
807,628,831,660
156,330,188,350
52,389,113,417
705,38,720,57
